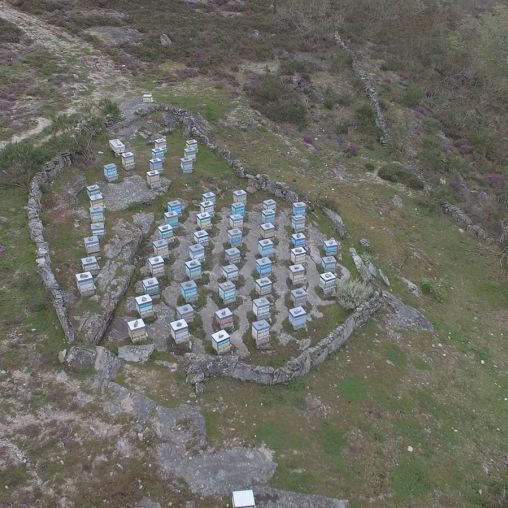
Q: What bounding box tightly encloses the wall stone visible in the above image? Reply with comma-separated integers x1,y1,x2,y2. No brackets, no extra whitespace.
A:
441,202,494,245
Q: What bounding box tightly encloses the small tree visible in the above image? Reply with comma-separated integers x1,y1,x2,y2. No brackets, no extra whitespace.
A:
336,279,374,310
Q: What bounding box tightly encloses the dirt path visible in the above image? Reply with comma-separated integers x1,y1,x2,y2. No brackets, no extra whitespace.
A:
0,1,131,146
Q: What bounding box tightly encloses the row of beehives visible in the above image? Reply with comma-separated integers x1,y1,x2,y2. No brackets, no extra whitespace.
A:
126,190,343,354
75,136,198,298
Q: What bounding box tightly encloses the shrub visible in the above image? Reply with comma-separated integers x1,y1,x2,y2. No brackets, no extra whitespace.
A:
329,49,353,73
420,277,446,302
365,162,375,172
336,279,374,310
355,104,376,130
401,85,423,107
378,165,424,190
343,143,359,157
279,57,316,77
99,98,121,121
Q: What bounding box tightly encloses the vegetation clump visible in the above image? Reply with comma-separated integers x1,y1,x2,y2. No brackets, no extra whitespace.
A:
336,279,374,310
378,164,424,190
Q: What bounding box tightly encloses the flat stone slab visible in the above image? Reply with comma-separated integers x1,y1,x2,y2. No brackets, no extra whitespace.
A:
255,487,348,508
118,343,156,363
383,291,433,331
101,176,170,211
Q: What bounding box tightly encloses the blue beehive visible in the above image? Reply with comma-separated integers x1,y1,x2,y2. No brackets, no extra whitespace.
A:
211,329,231,355
81,256,100,276
142,277,160,297
164,211,179,227
291,288,307,307
253,297,270,320
202,191,216,204
233,189,247,204
103,163,118,182
149,158,163,171
84,235,100,255
292,201,307,217
87,184,101,200
252,319,270,347
185,259,202,280
258,239,274,257
193,229,209,246
181,280,198,303
186,139,198,154
152,147,166,161
89,205,105,223
218,281,236,305
91,222,105,238
263,199,277,211
222,264,239,281
121,151,135,171
323,238,340,256
291,214,306,232
189,243,205,261
153,239,169,259
255,277,272,296
228,228,243,246
135,294,154,318
199,200,215,217
291,233,306,248
154,137,167,153
89,192,104,209
289,306,307,330
256,257,272,276
148,255,165,277
158,224,174,242
261,208,275,223
196,212,212,230
225,247,241,264
184,147,196,161
231,202,245,217
229,214,244,229
321,255,337,272
180,157,194,174
167,200,183,216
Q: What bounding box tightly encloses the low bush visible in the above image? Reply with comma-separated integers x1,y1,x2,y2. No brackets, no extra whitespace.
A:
336,279,373,310
401,85,423,107
378,165,424,190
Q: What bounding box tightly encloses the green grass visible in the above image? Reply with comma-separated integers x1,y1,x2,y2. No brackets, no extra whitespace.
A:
338,377,369,401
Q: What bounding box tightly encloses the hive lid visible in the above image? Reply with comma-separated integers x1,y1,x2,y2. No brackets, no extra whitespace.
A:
289,264,305,273
232,490,255,507
170,319,188,331
128,319,145,330
149,256,164,264
135,294,152,305
143,277,158,286
289,306,306,317
260,222,274,230
215,307,232,318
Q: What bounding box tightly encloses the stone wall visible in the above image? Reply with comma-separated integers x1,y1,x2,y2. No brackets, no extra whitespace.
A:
27,152,76,342
441,202,494,245
184,292,382,387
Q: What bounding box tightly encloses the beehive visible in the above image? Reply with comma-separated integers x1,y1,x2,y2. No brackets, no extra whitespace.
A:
252,319,270,348
229,214,244,229
188,243,205,261
202,191,216,204
154,137,167,152
75,272,95,297
183,147,196,161
263,199,277,211
228,228,243,246
225,247,241,264
253,297,270,320
231,202,245,217
176,304,194,322
323,238,339,256
258,239,274,258
135,294,154,318
142,277,160,297
158,224,174,242
289,264,306,285
91,222,105,238
289,306,307,330
127,319,147,343
103,163,118,182
84,235,100,255
142,93,153,103
255,277,272,296
319,271,337,294
89,192,104,209
81,256,99,276
86,184,101,200
153,239,169,259
180,157,194,174
290,247,306,265
291,214,306,232
215,307,233,329
291,233,306,248
321,255,337,272
222,264,239,281
292,201,307,217
186,139,198,154
170,319,189,344
121,151,135,171
260,222,275,239
167,199,183,216
218,281,236,305
196,212,212,230
164,210,179,227
291,287,308,307
146,170,161,189
149,158,163,171
199,200,215,217
185,259,202,280
233,189,247,204
89,205,105,223
181,280,198,303
152,147,166,161
256,257,272,276
211,330,231,355
193,229,209,246
261,208,275,224
109,138,125,156
148,256,165,277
